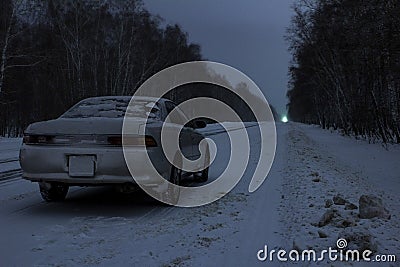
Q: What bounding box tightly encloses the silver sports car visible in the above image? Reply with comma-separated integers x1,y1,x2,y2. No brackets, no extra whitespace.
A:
19,96,209,202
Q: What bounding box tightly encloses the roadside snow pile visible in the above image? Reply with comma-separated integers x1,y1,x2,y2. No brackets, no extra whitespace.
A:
279,123,399,264
0,138,22,174
316,194,390,229
0,138,22,158
338,228,378,252
359,195,391,220
315,205,357,229
332,195,346,205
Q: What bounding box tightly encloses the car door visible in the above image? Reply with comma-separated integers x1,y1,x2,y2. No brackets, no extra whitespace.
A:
164,101,194,160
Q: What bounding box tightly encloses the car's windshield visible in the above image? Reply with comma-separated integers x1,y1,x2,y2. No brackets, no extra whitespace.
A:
62,98,161,119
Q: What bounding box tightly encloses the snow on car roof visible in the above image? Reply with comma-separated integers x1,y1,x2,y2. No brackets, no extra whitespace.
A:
62,96,165,119
81,96,167,103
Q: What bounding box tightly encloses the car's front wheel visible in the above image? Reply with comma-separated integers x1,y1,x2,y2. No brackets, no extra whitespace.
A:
39,182,69,202
197,145,210,183
163,164,181,205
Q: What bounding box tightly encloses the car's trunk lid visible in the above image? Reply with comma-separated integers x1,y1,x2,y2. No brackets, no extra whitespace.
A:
25,117,151,135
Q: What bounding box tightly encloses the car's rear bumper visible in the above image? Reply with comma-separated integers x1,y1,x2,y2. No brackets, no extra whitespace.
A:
22,172,136,185
20,144,168,186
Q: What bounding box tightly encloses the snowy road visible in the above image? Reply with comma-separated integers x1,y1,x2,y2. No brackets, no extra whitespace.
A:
0,123,398,266
0,138,21,184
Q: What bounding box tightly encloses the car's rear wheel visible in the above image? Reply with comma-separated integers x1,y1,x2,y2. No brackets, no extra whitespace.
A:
39,182,69,202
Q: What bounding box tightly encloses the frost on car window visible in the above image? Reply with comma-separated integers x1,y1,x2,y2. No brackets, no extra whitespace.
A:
62,98,161,120
144,103,161,119
125,101,160,120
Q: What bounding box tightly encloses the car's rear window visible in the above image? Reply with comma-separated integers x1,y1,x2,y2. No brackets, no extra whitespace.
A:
62,98,161,119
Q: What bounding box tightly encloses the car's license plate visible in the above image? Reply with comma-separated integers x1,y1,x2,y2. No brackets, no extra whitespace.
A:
69,155,95,177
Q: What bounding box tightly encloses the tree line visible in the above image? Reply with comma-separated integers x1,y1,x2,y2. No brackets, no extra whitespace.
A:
286,0,400,143
0,0,202,136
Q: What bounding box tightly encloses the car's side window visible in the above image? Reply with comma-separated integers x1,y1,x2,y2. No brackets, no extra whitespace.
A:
164,101,187,125
145,102,162,121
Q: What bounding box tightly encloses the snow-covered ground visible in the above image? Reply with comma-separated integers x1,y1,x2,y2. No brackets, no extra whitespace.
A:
0,123,398,266
0,138,22,183
279,123,399,267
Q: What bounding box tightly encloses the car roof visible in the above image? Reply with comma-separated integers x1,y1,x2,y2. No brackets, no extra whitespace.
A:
80,96,170,103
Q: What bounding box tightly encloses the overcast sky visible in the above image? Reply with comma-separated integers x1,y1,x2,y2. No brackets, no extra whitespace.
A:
143,0,294,116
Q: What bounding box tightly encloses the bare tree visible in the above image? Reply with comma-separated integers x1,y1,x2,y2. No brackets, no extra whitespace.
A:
287,0,400,143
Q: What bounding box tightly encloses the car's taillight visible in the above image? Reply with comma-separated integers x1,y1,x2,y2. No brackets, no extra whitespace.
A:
23,135,54,145
107,136,123,146
107,136,157,147
144,136,157,147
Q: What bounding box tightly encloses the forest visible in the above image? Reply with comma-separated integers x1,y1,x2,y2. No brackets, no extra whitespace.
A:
0,0,203,136
287,0,400,143
0,0,275,136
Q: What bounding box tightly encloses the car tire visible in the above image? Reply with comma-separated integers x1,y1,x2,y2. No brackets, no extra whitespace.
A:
165,164,181,204
170,164,182,186
162,153,182,205
39,182,69,202
197,145,210,183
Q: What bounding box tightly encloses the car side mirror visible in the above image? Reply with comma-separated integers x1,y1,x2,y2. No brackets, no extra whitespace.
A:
192,120,207,129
